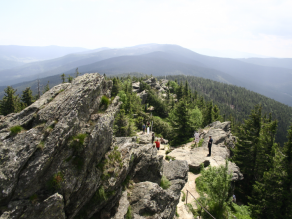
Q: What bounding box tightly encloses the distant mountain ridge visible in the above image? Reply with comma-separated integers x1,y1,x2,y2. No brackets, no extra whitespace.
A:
0,45,89,62
0,43,292,106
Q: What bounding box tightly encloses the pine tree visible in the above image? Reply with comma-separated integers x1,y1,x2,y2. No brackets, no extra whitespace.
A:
184,80,189,97
61,73,65,83
43,81,50,94
281,124,292,218
0,86,20,115
232,105,262,202
75,68,79,77
21,87,34,107
213,104,221,121
203,102,214,126
111,78,120,97
169,98,202,141
249,145,286,219
176,83,184,101
114,109,128,137
67,75,73,83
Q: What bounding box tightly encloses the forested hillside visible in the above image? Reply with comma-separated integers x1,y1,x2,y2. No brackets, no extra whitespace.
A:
159,75,292,145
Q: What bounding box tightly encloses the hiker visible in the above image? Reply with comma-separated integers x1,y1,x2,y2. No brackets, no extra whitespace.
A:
155,139,160,150
152,132,155,144
160,136,165,144
194,131,200,147
208,135,213,156
233,194,236,203
142,123,146,134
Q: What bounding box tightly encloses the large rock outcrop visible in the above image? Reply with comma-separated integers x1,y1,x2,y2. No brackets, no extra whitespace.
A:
168,121,243,181
0,73,188,219
133,77,169,104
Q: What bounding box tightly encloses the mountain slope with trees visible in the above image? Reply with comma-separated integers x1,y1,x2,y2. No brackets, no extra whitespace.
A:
159,75,292,146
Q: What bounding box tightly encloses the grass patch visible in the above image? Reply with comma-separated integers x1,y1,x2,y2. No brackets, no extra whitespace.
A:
46,120,57,132
198,138,204,147
100,95,110,110
48,172,64,190
10,125,23,135
57,89,64,94
160,175,171,189
125,205,133,219
165,149,172,154
187,203,197,216
181,191,186,202
37,141,45,150
70,133,87,151
175,207,179,217
98,146,123,181
29,194,38,204
94,186,107,202
165,155,175,161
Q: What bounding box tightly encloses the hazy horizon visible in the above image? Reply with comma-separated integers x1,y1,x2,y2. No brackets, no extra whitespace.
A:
1,0,292,58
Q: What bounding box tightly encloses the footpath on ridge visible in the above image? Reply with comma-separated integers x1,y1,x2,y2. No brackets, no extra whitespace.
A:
135,121,243,219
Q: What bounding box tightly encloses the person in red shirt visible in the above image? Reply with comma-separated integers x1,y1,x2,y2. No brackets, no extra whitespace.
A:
155,140,160,150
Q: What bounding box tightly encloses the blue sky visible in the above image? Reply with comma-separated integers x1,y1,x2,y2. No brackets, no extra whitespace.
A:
1,0,292,57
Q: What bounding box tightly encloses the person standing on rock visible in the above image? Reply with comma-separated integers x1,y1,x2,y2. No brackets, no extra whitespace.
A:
142,123,146,134
155,139,160,150
194,131,200,147
233,194,236,203
152,132,155,144
208,136,213,156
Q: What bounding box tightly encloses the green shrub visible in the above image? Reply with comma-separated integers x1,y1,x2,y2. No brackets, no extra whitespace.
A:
231,203,252,219
198,138,204,147
152,116,173,140
160,175,171,189
165,155,175,161
100,95,110,109
10,125,23,135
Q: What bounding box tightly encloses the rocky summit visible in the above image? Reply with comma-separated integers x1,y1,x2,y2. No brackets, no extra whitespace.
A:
0,73,188,219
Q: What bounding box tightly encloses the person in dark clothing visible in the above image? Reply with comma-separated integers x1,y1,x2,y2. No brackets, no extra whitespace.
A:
152,132,155,144
142,124,146,134
208,136,213,156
